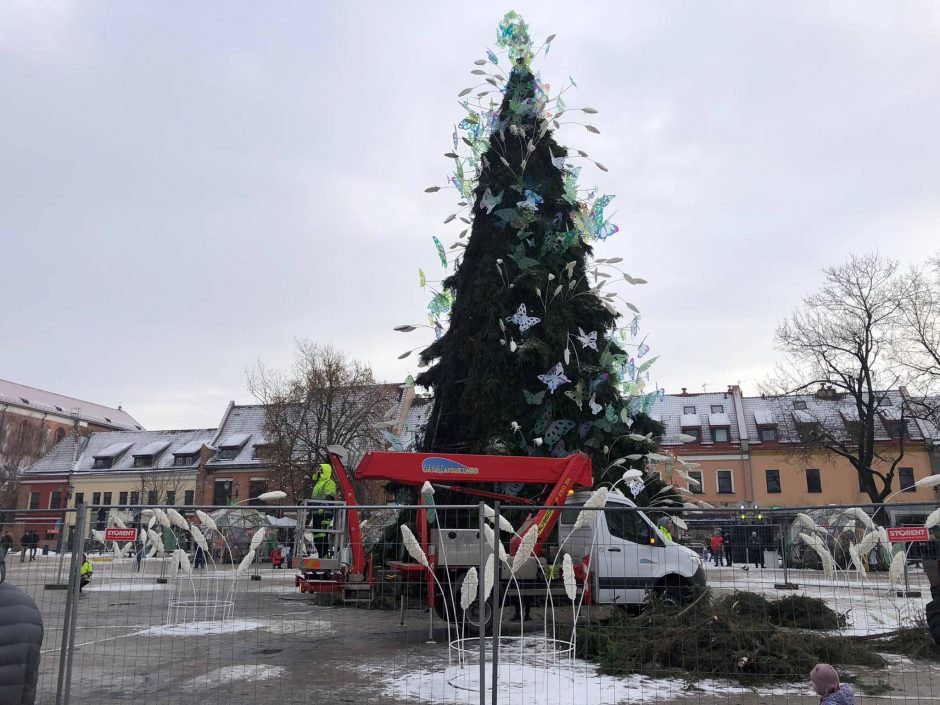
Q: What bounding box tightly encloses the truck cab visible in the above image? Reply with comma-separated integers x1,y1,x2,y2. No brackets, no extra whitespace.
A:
560,490,705,605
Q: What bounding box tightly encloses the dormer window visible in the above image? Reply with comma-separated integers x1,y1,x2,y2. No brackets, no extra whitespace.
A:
683,428,701,442
760,428,777,442
133,455,153,468
793,400,807,410
218,448,238,460
713,428,729,442
253,444,273,460
710,404,724,414
93,457,112,469
92,441,131,470
173,454,198,466
217,433,250,461
683,405,696,415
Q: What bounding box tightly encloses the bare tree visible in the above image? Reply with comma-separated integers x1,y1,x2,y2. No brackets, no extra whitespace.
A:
248,341,399,503
767,253,913,519
139,470,192,507
0,413,46,526
899,252,940,426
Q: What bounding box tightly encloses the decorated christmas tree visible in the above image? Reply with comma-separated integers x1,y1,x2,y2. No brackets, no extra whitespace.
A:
403,13,685,505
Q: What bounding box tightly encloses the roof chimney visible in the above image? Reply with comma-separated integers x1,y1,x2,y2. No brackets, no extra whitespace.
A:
680,387,688,396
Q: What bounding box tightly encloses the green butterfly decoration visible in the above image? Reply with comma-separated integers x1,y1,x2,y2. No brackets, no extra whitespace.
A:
523,389,546,405
544,420,576,446
605,404,618,424
532,402,554,435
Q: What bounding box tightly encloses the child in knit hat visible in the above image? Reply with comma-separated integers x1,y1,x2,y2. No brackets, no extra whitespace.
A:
810,664,855,704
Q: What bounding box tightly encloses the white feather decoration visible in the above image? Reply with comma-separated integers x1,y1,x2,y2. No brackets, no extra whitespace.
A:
147,529,165,555
877,526,890,546
849,507,874,529
166,508,190,531
621,469,643,482
572,487,609,531
483,524,508,563
925,507,940,530
889,550,906,585
799,532,835,580
421,481,435,496
482,555,495,599
848,544,866,578
113,543,123,560
562,553,576,601
460,567,479,611
673,516,688,531
147,516,156,530
113,515,127,529
482,504,515,533
511,526,539,574
856,531,880,560
196,510,217,532
915,474,940,488
190,525,209,552
249,527,266,552
175,548,192,575
795,513,818,532
401,525,429,568
153,508,171,529
237,549,256,575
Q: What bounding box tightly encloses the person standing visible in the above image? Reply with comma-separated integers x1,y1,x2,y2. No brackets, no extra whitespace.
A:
749,531,764,568
723,530,734,567
28,532,39,561
270,546,283,569
80,555,93,592
0,582,44,705
193,544,206,570
709,531,724,567
0,532,12,557
925,559,939,646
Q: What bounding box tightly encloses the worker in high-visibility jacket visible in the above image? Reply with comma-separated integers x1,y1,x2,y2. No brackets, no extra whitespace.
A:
311,464,338,557
80,555,93,592
657,517,673,543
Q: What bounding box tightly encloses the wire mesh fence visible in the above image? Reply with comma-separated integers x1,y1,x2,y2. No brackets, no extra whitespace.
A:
2,500,938,704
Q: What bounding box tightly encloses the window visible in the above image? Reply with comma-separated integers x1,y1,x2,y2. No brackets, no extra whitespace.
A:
184,490,194,505
147,491,158,505
213,480,233,506
793,400,807,410
174,454,197,466
74,492,84,506
806,468,822,493
93,457,112,469
218,448,238,460
103,492,112,506
253,445,273,460
765,469,781,494
92,492,101,505
28,492,40,510
711,404,724,413
49,491,62,509
713,428,729,443
760,428,777,442
606,508,651,544
683,428,701,442
886,421,907,440
717,470,734,494
133,456,152,468
878,397,893,406
899,467,915,492
55,428,66,444
130,491,139,505
248,480,268,506
688,470,704,494
119,491,128,506
166,490,176,505
683,405,696,415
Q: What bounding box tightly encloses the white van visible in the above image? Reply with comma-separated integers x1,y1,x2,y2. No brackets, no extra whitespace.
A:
558,489,706,606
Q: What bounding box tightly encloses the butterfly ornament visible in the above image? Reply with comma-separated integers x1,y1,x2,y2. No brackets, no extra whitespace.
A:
510,304,541,332
516,190,543,212
480,187,504,214
589,394,602,415
538,363,570,394
575,327,597,351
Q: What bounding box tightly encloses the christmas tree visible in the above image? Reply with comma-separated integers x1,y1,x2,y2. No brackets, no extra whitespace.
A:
406,13,684,506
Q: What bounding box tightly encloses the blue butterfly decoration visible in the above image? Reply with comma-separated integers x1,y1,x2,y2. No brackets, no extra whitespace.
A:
517,190,543,212
510,303,541,332
480,188,504,214
538,363,570,394
630,315,640,337
487,49,498,65
637,341,650,358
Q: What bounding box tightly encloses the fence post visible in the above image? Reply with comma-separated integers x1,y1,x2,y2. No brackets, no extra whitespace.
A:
491,501,500,705
55,504,86,705
478,501,486,705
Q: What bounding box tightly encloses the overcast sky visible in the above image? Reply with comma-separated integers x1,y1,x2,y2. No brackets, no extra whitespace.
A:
2,2,938,431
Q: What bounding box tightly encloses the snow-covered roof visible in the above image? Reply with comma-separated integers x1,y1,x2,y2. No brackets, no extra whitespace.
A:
648,391,743,445
0,378,143,430
206,405,269,468
219,433,250,449
173,440,204,456
708,412,731,427
134,440,170,457
24,428,217,475
753,408,776,426
679,413,701,428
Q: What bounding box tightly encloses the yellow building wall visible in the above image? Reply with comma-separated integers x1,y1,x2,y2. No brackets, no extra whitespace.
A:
749,444,935,508
67,472,198,528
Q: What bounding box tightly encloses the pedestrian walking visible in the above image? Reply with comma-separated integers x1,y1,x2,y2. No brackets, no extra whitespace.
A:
709,531,724,567
270,546,283,569
28,532,38,561
193,544,207,570
810,663,855,704
0,581,44,705
285,545,294,570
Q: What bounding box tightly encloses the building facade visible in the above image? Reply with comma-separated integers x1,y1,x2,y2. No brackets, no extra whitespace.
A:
648,385,939,520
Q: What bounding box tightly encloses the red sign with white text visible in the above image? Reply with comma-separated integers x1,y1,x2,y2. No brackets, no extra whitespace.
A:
104,528,138,542
886,527,930,543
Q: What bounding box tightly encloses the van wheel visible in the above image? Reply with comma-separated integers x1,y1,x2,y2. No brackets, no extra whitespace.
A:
650,576,687,607
434,572,495,636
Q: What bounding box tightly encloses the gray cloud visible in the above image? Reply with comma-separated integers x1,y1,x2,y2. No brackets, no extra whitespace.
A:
2,1,938,429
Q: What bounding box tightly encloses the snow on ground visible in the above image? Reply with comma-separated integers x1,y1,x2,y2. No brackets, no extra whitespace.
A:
190,665,286,687
132,618,333,638
373,658,806,704
84,583,167,592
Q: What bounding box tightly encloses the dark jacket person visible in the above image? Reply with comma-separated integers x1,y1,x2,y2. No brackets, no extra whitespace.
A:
0,583,44,705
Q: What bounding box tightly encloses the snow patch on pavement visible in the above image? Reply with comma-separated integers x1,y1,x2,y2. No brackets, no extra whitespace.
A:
85,583,166,592
191,665,285,687
135,620,265,637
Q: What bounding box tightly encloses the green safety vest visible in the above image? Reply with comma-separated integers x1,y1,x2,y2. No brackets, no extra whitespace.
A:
311,464,338,499
81,560,93,577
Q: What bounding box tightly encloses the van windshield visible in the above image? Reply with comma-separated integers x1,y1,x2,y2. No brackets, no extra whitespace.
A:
605,506,650,545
